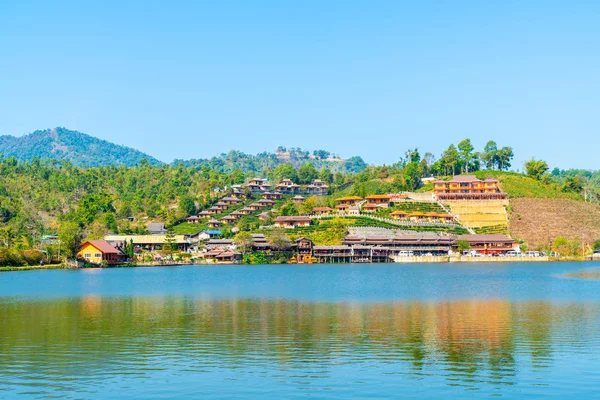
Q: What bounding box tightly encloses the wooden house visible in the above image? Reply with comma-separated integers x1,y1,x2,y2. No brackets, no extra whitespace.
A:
365,195,391,207
221,215,236,224
273,216,311,228
312,207,332,215
78,240,126,265
208,206,222,215
335,196,363,206
230,211,244,220
246,178,271,194
275,179,300,194
248,202,263,211
434,176,508,201
292,195,305,204
239,207,253,215
214,201,229,210
306,179,329,195
257,199,275,207
336,203,349,212
186,216,201,224
207,219,222,228
390,210,408,220
198,210,212,218
263,191,283,200
221,197,241,205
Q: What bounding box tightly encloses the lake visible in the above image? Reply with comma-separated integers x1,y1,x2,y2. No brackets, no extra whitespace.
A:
1,262,600,399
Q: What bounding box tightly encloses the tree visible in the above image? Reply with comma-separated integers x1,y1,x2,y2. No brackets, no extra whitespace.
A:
525,159,549,180
267,228,291,251
458,139,475,173
457,240,471,252
496,147,514,171
279,202,298,216
234,232,254,255
298,163,318,184
59,221,83,259
593,240,600,252
481,141,498,170
344,156,367,173
179,195,196,217
272,163,298,182
441,145,459,175
163,230,178,253
318,168,334,184
404,162,422,191
552,237,571,259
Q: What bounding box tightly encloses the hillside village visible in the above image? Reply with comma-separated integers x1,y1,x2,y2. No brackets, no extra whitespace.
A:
81,174,548,265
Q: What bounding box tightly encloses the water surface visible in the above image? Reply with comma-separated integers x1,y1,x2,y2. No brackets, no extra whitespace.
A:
1,262,600,399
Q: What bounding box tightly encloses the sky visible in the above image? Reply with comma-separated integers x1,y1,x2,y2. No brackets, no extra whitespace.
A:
1,0,599,170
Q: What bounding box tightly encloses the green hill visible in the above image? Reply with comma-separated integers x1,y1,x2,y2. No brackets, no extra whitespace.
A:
0,127,163,167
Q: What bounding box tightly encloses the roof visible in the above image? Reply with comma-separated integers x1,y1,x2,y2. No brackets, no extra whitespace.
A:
314,245,351,251
336,196,363,202
207,219,222,224
292,195,305,199
221,197,239,201
274,216,311,223
202,230,221,235
366,195,391,200
215,202,228,206
221,216,236,220
83,240,121,254
104,235,189,244
186,216,200,220
147,223,166,232
198,211,212,215
449,175,481,183
313,207,333,212
459,234,514,243
362,203,378,208
391,210,408,215
336,204,349,208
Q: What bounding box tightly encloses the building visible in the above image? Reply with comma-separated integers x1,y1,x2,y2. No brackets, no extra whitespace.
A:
275,179,301,194
248,202,263,211
312,207,333,215
361,203,378,213
230,211,244,220
458,234,517,254
336,203,350,212
205,239,235,249
292,195,305,204
186,216,200,224
257,199,275,207
208,206,222,215
232,188,244,198
105,234,191,252
390,210,408,220
214,201,229,210
313,245,353,262
221,215,236,224
258,212,270,221
306,179,329,195
147,223,167,235
434,175,508,201
273,216,311,228
207,219,222,228
295,237,313,256
78,240,127,265
365,195,391,208
239,207,253,215
263,192,283,200
221,197,241,205
246,178,271,194
198,210,212,218
335,196,363,206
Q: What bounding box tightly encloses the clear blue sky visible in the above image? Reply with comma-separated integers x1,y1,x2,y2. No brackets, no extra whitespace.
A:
1,1,599,169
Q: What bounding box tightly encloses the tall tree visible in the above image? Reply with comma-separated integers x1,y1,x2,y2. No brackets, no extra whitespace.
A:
496,147,514,171
458,139,475,173
525,159,549,180
481,141,498,170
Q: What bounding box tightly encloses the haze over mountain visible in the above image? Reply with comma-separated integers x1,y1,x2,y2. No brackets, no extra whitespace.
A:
0,127,163,167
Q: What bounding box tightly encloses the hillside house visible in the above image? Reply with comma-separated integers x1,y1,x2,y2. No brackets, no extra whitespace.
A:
273,216,311,228
292,195,305,204
361,203,378,213
221,215,236,224
365,195,391,208
258,212,270,221
434,176,508,201
214,201,229,210
257,199,275,207
105,234,191,252
147,223,167,235
198,211,212,218
221,197,241,205
275,179,301,194
306,179,329,195
207,219,222,228
186,216,200,224
246,178,271,194
336,204,350,212
312,207,333,215
208,206,222,214
458,234,517,254
335,196,363,206
263,192,283,200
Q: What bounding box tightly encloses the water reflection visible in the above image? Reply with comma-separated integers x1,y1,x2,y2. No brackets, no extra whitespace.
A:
1,296,600,398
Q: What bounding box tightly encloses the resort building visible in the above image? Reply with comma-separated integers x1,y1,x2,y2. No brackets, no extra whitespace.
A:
230,211,244,220
434,175,508,201
207,219,222,228
248,203,263,211
214,201,229,210
263,191,283,200
105,234,191,252
220,215,236,224
246,178,271,194
458,234,517,254
232,188,244,198
312,207,333,215
186,216,200,224
198,211,212,218
390,210,408,220
361,203,378,213
258,212,270,221
257,199,275,207
295,237,313,256
221,197,241,205
147,223,167,235
365,195,391,208
313,245,353,263
275,179,301,194
292,195,305,204
273,216,311,228
78,240,127,265
335,196,363,206
208,206,222,215
336,204,349,212
239,207,253,215
306,179,329,195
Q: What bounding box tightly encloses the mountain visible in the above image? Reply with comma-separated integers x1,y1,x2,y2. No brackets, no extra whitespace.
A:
173,149,368,174
0,127,163,167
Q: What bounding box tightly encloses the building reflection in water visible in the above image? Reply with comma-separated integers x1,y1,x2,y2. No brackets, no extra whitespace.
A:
1,297,599,389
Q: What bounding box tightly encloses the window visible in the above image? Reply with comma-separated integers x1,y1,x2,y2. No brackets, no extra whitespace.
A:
84,253,91,258
95,253,101,258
